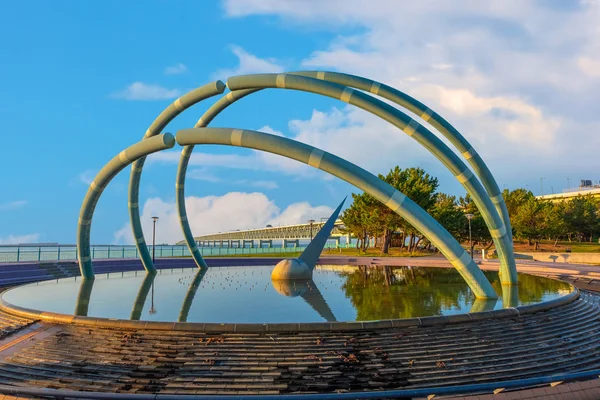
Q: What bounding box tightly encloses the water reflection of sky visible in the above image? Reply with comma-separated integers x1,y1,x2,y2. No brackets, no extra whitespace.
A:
2,266,572,323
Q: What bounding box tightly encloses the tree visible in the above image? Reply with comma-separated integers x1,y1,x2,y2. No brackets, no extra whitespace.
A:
503,188,533,219
379,167,439,253
431,194,463,239
342,166,441,254
458,195,492,247
544,201,566,246
512,196,548,250
340,193,379,251
563,195,600,242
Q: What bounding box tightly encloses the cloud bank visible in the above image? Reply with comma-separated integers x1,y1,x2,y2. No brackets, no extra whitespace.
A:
113,192,333,245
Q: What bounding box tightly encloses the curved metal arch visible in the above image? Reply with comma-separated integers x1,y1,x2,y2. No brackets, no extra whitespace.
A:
291,71,513,242
128,81,226,274
131,272,156,320
176,127,498,299
76,133,176,279
175,73,515,284
175,88,259,269
178,267,208,322
228,74,516,284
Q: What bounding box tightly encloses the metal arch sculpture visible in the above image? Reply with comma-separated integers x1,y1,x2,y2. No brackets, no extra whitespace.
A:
125,72,516,284
75,70,520,298
171,73,516,284
225,74,516,284
175,127,496,299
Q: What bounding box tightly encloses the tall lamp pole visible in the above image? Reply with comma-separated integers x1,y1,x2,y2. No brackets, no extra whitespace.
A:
465,213,474,260
149,281,156,315
149,216,159,315
151,216,159,263
308,219,315,241
540,178,545,196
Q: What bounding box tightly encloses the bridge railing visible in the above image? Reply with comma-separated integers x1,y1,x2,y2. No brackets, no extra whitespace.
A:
0,244,326,263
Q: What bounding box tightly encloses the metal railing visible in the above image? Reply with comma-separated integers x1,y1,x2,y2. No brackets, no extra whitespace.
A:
0,243,340,263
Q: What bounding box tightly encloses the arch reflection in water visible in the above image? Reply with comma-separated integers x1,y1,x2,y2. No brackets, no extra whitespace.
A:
272,279,337,322
470,298,498,313
179,267,208,322
131,272,157,320
74,278,95,317
502,284,520,309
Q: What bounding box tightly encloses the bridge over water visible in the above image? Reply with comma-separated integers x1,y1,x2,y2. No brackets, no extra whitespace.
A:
177,219,351,248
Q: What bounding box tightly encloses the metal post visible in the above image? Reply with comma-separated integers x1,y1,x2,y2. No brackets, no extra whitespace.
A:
149,282,156,315
308,219,315,242
152,216,159,263
466,213,474,260
540,177,545,196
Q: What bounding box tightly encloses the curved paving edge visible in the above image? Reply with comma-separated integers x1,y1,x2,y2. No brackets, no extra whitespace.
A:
0,258,579,333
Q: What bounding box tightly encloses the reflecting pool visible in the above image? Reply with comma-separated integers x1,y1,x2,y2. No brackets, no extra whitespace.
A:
2,265,572,323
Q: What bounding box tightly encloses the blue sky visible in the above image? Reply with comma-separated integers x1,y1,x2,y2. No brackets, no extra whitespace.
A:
1,0,599,245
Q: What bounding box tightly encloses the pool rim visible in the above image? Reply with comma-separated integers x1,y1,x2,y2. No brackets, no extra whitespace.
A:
0,266,579,333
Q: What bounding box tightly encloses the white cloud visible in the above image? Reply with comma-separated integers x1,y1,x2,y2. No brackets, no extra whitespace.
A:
78,170,96,185
187,168,279,189
187,168,223,183
112,82,181,100
222,0,600,192
0,200,27,211
270,202,334,226
213,45,284,79
578,57,600,77
165,63,188,75
245,180,279,189
147,146,313,176
0,233,40,245
148,151,256,169
113,193,333,244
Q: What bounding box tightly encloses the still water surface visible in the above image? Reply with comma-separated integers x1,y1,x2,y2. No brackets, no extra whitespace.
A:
3,265,572,323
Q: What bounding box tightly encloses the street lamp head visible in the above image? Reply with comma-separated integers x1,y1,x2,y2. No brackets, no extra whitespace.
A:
152,216,159,222
308,219,315,224
465,213,475,220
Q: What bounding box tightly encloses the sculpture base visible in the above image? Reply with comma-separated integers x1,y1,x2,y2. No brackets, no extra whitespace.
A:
271,259,312,280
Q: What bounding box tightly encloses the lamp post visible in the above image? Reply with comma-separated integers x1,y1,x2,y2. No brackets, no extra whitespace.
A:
465,213,474,260
151,216,159,263
149,282,156,315
308,219,315,241
540,177,545,196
